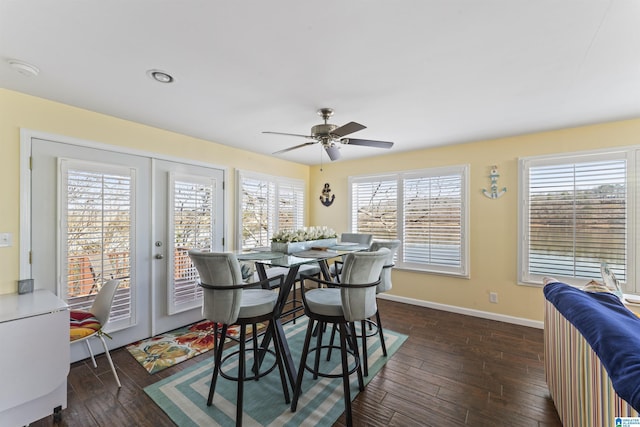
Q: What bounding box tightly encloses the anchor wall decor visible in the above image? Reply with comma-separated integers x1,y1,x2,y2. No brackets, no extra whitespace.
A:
482,165,507,199
320,182,335,207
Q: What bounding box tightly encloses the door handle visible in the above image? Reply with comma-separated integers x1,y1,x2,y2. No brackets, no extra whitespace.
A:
155,254,164,259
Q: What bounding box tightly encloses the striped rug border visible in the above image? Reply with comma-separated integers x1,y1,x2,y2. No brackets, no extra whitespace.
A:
145,317,408,427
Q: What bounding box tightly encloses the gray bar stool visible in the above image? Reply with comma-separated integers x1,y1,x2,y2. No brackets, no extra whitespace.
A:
290,248,389,427
188,250,291,427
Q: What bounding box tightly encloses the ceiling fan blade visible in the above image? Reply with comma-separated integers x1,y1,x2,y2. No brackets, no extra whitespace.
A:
331,121,366,138
273,141,317,155
263,131,314,139
324,145,341,161
341,138,394,149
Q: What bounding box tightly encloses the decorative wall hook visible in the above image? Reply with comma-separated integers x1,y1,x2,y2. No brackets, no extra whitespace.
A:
320,182,335,207
482,165,507,199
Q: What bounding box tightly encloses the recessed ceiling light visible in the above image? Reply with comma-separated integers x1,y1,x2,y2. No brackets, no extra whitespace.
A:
8,59,39,77
147,69,174,83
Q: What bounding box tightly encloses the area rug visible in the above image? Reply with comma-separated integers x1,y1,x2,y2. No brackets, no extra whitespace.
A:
126,320,261,374
145,318,408,426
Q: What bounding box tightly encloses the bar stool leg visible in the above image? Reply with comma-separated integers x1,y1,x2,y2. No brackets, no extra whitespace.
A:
360,320,369,376
208,324,228,406
339,323,353,426
251,323,259,380
291,318,315,412
237,324,246,425
376,310,387,357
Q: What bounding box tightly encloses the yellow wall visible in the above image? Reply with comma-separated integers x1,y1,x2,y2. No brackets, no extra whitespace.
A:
3,88,640,323
309,118,640,322
0,88,308,294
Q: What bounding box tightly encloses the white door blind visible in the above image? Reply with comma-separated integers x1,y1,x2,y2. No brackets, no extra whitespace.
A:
61,161,133,324
403,174,462,267
241,176,275,248
527,159,627,281
170,174,216,312
351,179,398,239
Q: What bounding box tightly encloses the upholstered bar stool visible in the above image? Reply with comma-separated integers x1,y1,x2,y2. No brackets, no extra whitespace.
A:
291,248,389,427
188,250,290,427
366,239,400,373
329,233,373,279
326,240,400,375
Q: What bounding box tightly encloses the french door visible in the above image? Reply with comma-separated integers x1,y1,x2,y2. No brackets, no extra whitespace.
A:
152,159,224,334
29,137,224,361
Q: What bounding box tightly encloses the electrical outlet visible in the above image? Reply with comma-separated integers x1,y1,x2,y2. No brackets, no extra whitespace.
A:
489,292,498,303
0,233,12,247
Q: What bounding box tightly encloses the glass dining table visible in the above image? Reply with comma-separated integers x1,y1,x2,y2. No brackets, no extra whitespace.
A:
236,245,368,388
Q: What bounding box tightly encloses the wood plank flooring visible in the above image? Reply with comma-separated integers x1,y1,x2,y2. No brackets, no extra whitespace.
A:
31,299,562,426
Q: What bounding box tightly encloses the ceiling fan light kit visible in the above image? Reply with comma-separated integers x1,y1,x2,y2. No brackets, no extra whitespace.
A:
264,108,394,161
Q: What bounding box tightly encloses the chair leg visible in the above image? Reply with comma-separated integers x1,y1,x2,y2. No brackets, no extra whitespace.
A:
291,318,315,412
326,323,337,361
85,340,97,368
339,323,353,427
97,334,121,387
208,324,228,406
348,322,364,392
313,321,324,380
251,323,259,381
361,319,368,377
237,324,246,426
376,310,387,357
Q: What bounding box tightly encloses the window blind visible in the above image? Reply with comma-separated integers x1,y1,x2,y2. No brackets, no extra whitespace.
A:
403,174,462,267
240,176,275,248
62,162,133,323
526,159,627,281
351,178,398,239
350,166,468,276
170,176,216,311
238,171,305,250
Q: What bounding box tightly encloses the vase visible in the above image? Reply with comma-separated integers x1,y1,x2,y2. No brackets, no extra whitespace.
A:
270,238,338,254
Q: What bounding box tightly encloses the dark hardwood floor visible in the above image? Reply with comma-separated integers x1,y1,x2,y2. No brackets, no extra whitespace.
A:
32,299,562,426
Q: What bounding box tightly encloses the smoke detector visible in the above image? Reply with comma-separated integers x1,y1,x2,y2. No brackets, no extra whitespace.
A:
7,59,39,77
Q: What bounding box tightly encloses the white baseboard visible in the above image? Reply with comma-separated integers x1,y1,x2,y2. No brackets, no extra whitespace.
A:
378,294,544,330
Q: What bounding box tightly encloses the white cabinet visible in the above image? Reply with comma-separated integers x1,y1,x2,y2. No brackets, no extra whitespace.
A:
0,290,69,426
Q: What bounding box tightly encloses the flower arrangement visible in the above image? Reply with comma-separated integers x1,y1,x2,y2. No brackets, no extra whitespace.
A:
271,226,337,243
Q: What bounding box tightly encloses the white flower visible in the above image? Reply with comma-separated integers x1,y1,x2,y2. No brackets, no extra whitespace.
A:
271,226,337,243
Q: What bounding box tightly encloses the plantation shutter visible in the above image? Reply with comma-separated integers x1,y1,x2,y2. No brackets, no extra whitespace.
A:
526,158,627,281
277,180,304,231
240,174,275,249
238,171,305,250
403,173,463,268
351,178,398,239
169,173,216,313
350,166,468,276
61,159,133,324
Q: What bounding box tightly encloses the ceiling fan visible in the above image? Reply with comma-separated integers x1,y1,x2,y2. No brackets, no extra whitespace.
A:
264,108,394,161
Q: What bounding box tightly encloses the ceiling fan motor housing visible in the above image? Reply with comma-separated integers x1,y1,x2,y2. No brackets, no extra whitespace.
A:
311,123,338,138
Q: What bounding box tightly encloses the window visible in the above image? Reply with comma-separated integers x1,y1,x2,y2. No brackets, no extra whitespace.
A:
61,159,134,324
519,150,633,291
169,172,217,313
237,170,305,249
349,165,469,276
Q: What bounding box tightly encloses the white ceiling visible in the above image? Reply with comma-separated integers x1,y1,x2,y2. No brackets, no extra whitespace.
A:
1,1,639,165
